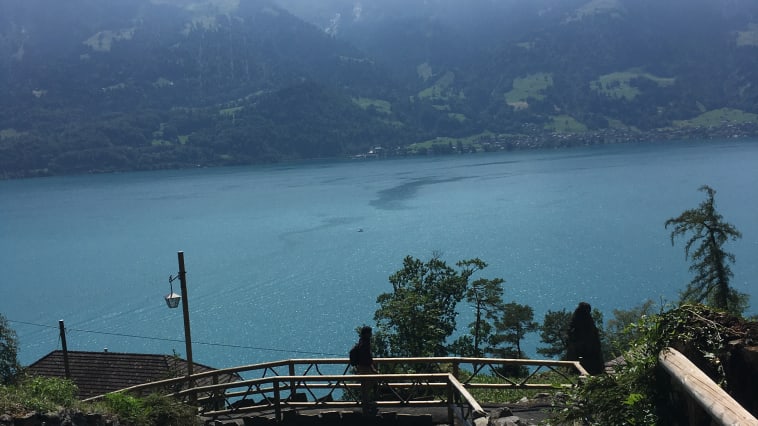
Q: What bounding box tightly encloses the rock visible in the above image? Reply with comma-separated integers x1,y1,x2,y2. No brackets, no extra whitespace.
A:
490,416,525,426
14,413,41,426
71,412,87,426
491,407,514,418
86,413,103,425
40,412,61,426
242,417,274,426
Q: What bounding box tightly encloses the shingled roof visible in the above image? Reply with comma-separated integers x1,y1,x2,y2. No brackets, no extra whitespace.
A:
27,350,240,400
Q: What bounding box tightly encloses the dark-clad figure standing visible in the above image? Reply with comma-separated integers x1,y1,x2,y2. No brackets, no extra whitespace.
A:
354,326,378,416
356,326,377,374
565,302,605,375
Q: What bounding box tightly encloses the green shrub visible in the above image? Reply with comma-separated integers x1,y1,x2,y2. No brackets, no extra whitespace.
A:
0,376,79,414
99,392,199,425
102,392,146,424
0,375,198,425
558,304,750,425
142,393,199,426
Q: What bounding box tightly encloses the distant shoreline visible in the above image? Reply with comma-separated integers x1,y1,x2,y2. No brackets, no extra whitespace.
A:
3,123,757,181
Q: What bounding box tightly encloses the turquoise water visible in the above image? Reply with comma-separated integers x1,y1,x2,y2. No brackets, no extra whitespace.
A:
2,139,757,369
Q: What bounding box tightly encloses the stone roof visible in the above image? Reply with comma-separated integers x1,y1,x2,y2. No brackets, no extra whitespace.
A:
26,350,240,400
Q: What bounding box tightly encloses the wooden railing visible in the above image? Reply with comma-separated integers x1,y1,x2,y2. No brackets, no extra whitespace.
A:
85,352,758,425
84,356,588,425
175,373,487,424
659,347,758,426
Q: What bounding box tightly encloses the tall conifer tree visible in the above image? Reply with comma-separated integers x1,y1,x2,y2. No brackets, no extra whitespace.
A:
665,185,746,314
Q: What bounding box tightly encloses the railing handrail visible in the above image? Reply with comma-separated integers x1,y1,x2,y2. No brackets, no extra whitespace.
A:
83,356,587,402
659,347,758,426
182,372,487,424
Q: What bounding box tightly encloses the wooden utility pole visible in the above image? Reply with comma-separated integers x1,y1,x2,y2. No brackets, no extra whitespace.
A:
59,320,70,379
177,251,193,380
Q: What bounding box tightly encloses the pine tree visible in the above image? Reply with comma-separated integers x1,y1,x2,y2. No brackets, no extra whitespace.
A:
0,313,20,384
665,185,747,314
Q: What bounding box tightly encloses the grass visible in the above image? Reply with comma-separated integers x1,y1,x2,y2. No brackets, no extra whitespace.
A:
607,118,638,131
459,369,575,404
516,41,535,50
1,376,198,424
181,16,220,35
1,376,78,414
448,113,467,123
352,97,392,114
103,83,127,92
673,108,758,128
0,129,22,140
567,0,624,22
417,62,434,81
219,106,244,116
590,70,675,100
83,29,135,52
545,115,588,133
505,73,553,106
418,71,458,101
737,23,758,47
152,78,174,88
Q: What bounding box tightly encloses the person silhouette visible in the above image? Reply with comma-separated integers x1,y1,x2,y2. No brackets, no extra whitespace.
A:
565,302,605,375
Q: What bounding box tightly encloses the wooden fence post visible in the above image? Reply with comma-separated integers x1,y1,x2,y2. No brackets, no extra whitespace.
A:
659,347,758,426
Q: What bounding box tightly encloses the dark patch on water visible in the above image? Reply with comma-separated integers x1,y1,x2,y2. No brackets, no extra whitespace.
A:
370,176,467,210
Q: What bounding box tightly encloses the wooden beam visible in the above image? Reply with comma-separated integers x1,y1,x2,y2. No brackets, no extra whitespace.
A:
659,347,757,426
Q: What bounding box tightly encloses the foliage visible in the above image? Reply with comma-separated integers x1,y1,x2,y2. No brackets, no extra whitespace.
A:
0,375,197,425
462,369,570,404
537,309,571,358
447,334,476,357
102,393,145,424
490,347,530,379
3,0,758,178
99,392,199,426
459,259,505,357
373,255,470,359
559,304,756,425
0,314,20,385
673,108,758,128
665,185,747,314
0,375,79,415
489,302,538,359
605,299,659,357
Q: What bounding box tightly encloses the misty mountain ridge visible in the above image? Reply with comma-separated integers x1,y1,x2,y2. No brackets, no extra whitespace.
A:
1,0,757,178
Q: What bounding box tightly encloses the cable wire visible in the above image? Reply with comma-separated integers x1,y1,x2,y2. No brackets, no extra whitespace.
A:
8,318,343,357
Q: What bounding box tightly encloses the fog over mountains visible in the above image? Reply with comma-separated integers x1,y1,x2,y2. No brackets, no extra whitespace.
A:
1,0,757,177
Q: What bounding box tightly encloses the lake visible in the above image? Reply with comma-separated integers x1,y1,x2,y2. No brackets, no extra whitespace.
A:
1,138,757,369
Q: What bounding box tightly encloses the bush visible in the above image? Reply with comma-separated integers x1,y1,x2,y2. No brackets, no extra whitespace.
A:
558,304,757,425
102,392,145,424
0,376,79,415
0,376,198,425
100,392,200,425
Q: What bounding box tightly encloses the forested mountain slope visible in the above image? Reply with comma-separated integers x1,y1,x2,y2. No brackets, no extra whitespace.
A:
1,0,757,177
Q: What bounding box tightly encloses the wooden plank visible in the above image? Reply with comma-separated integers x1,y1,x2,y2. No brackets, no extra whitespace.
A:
659,347,757,426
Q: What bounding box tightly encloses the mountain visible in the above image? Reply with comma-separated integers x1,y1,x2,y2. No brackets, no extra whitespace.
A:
1,0,758,178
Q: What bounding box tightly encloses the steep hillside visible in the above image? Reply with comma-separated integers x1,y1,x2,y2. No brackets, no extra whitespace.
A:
0,0,411,177
1,0,758,178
